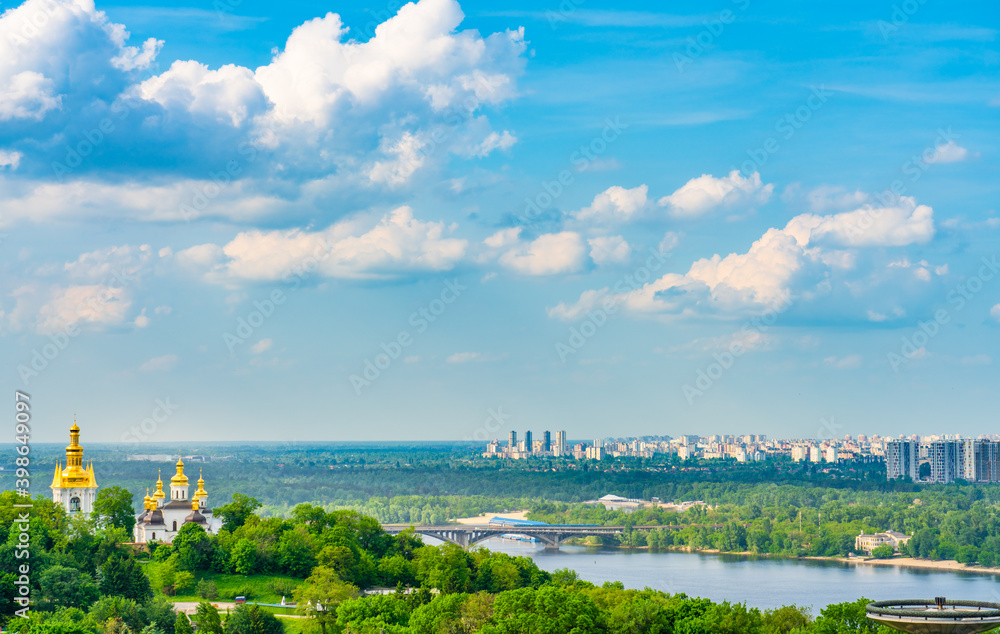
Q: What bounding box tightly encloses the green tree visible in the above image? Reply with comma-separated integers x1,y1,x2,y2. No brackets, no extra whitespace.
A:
193,601,224,634
870,544,894,559
485,586,603,634
100,553,153,601
214,494,262,532
230,538,260,575
293,566,358,634
174,613,194,634
92,487,137,535
38,565,100,610
224,604,284,634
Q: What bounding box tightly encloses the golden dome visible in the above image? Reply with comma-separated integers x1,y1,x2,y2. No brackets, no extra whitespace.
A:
153,470,165,499
194,469,208,500
53,422,96,488
170,453,189,486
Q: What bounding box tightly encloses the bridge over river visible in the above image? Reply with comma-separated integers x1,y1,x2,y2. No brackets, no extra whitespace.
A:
381,523,724,549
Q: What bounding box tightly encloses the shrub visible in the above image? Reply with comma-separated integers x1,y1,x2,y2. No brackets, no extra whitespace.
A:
196,579,219,600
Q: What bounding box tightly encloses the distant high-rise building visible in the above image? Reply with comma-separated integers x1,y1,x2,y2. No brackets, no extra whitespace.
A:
524,431,533,455
508,431,517,449
555,430,567,456
809,446,822,463
886,440,918,480
543,431,551,452
928,440,959,483
791,446,807,462
825,446,838,463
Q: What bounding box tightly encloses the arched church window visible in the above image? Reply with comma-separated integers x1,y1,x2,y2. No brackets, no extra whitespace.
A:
173,521,177,531
70,497,80,512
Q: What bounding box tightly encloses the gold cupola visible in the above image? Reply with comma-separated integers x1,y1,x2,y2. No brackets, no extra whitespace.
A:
193,469,208,505
170,453,189,486
51,421,97,489
153,470,165,503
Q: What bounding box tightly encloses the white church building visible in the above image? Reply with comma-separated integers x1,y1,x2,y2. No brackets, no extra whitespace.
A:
50,422,99,514
48,421,222,544
134,455,223,544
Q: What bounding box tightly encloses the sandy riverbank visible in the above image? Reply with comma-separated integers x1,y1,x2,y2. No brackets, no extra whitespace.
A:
455,511,528,525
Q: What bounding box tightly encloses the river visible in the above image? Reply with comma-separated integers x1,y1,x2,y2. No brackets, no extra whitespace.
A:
477,538,1000,612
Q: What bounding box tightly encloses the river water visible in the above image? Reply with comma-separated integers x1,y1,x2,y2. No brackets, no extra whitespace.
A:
479,538,1000,612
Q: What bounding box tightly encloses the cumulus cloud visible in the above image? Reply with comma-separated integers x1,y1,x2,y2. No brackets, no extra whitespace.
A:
574,185,648,224
924,140,969,164
588,235,630,266
556,195,938,319
0,0,527,212
251,338,273,354
659,171,772,218
992,304,1000,322
35,284,132,334
180,206,467,281
0,150,22,169
498,231,586,276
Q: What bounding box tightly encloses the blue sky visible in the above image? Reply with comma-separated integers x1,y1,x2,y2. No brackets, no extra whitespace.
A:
1,0,998,443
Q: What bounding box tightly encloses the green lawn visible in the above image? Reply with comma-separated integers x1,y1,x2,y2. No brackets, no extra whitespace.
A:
167,571,303,603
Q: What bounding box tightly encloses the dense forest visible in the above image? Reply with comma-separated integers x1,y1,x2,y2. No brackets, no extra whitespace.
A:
0,489,932,633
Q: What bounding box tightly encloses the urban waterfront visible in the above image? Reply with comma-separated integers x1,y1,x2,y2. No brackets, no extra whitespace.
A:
485,540,1000,612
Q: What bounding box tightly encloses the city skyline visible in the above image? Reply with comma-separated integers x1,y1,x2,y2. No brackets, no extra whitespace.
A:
1,0,998,442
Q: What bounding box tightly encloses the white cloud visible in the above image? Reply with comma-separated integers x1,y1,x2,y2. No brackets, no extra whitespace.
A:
0,71,61,121
0,150,23,170
0,0,161,121
63,244,152,281
658,231,680,253
446,351,482,363
139,61,267,127
251,338,273,354
483,227,521,249
924,140,969,164
547,288,612,322
498,231,586,276
783,184,870,213
183,206,467,281
991,304,1000,322
824,354,862,369
36,284,132,334
588,235,630,266
0,0,527,212
574,185,648,224
560,195,938,318
659,171,772,218
139,354,178,372
133,309,149,328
